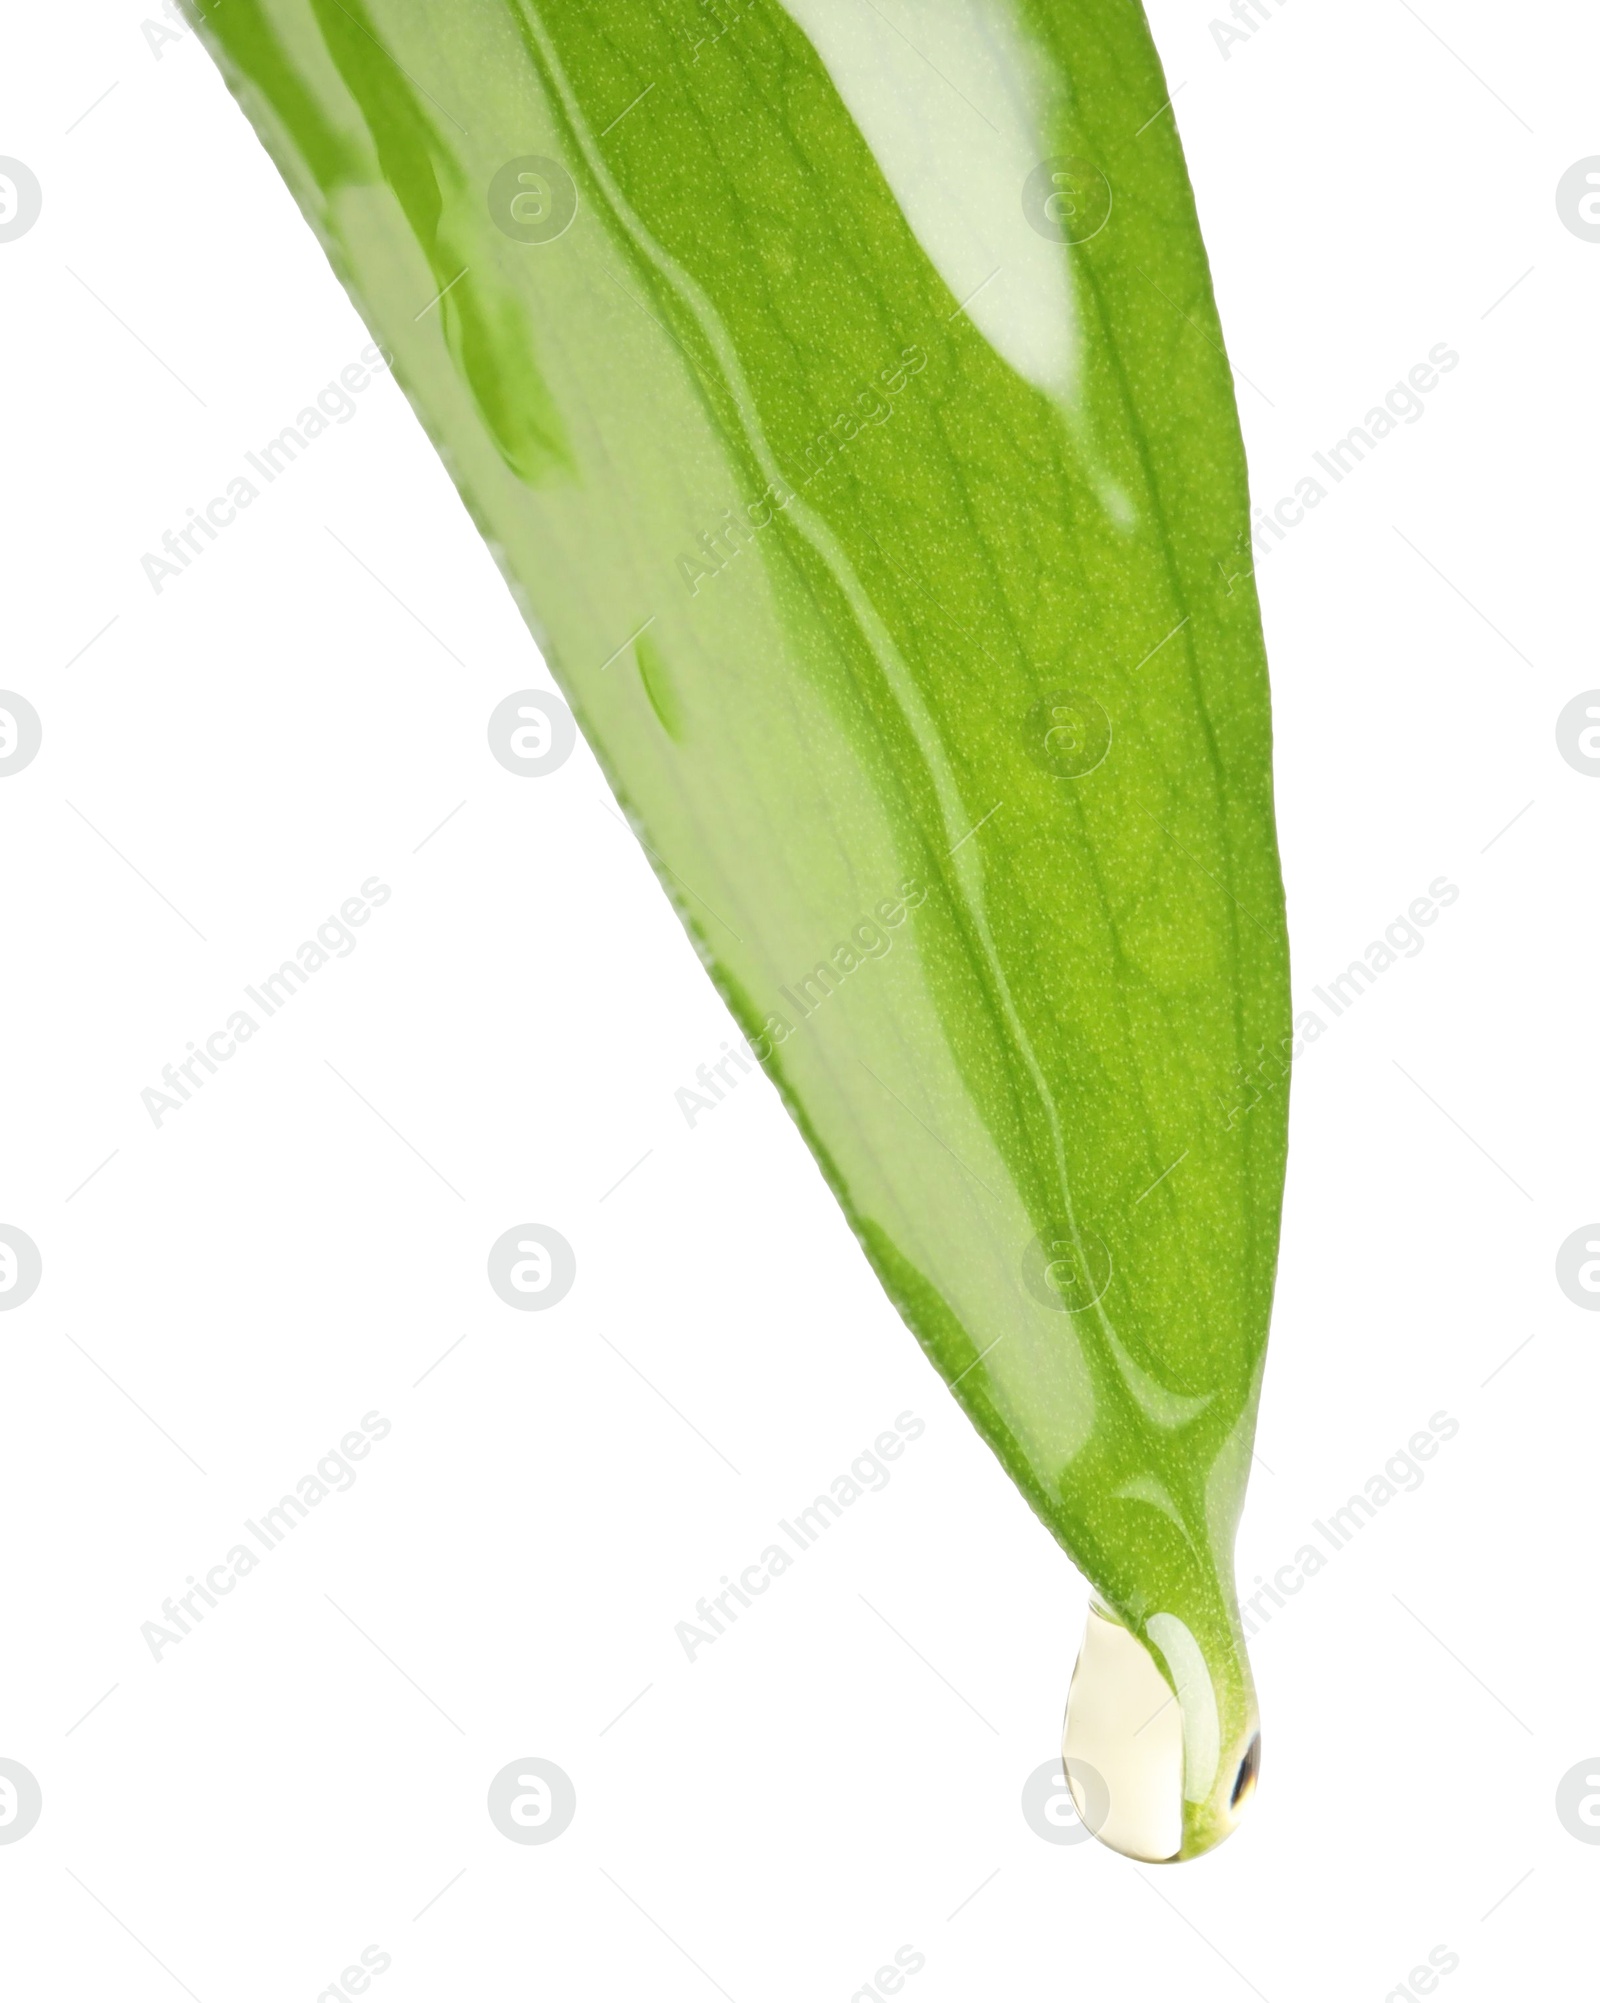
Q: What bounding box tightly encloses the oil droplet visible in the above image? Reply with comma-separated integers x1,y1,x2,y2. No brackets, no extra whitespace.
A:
1062,1603,1184,1860
1062,1604,1260,1861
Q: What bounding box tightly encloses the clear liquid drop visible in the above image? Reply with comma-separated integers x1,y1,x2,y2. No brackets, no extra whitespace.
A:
1062,1604,1260,1861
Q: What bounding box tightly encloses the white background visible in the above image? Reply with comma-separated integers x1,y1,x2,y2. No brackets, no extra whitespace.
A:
2,2,1598,1998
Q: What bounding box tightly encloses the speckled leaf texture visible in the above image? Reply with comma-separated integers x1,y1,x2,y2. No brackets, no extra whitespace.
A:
194,0,1292,1852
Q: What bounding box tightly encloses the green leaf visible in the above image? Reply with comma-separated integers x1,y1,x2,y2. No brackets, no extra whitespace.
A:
195,0,1292,1856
